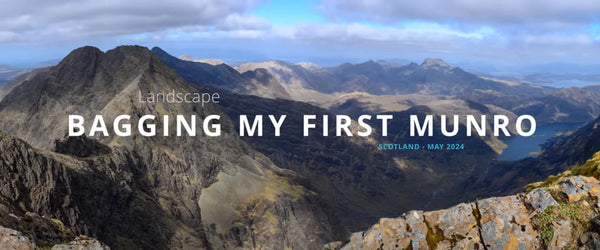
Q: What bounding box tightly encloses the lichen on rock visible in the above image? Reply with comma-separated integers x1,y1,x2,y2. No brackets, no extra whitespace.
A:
336,175,600,250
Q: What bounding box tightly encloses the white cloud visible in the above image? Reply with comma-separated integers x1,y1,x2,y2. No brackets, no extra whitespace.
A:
0,0,265,43
520,34,594,46
320,0,600,29
0,0,598,67
306,0,599,63
217,13,271,31
273,22,494,42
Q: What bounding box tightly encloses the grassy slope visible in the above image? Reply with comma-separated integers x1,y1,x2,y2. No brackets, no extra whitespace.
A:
526,151,600,192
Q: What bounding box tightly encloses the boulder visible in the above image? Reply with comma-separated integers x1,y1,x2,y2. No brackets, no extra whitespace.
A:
558,176,600,202
524,188,558,213
476,196,539,249
549,220,573,249
422,203,482,249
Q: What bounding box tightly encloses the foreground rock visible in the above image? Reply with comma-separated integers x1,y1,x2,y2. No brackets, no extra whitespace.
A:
0,212,107,250
0,226,33,250
336,175,600,249
52,236,110,250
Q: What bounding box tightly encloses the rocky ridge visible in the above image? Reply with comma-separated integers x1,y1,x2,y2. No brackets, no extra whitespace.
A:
0,46,338,249
334,151,600,249
335,175,600,249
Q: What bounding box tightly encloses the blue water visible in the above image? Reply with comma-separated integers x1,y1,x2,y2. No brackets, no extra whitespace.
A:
497,122,584,161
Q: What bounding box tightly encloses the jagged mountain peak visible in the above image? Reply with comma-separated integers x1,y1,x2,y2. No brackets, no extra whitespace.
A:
55,46,103,75
362,59,379,65
355,60,383,69
106,45,152,57
0,45,192,149
0,46,338,249
63,45,152,60
60,46,102,60
59,45,155,70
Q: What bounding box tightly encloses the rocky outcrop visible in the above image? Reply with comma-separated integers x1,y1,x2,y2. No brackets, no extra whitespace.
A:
338,175,600,249
52,236,110,250
0,211,107,249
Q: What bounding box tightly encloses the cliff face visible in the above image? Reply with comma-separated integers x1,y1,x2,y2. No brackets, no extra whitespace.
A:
0,114,336,249
336,152,600,249
0,131,202,249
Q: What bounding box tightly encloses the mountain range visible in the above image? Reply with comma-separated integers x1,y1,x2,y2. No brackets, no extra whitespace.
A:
1,45,600,249
155,50,600,125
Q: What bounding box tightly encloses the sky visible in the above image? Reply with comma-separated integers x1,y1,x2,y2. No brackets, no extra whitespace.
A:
0,0,599,74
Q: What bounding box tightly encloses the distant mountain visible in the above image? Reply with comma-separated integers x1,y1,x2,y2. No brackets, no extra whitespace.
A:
234,56,592,125
512,87,600,123
151,47,246,89
522,72,600,87
178,54,228,66
239,57,551,97
0,46,339,249
236,60,335,104
153,47,294,100
158,48,600,126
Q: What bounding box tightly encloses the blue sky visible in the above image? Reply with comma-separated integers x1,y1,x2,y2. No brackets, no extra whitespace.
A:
252,0,323,26
0,0,599,74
